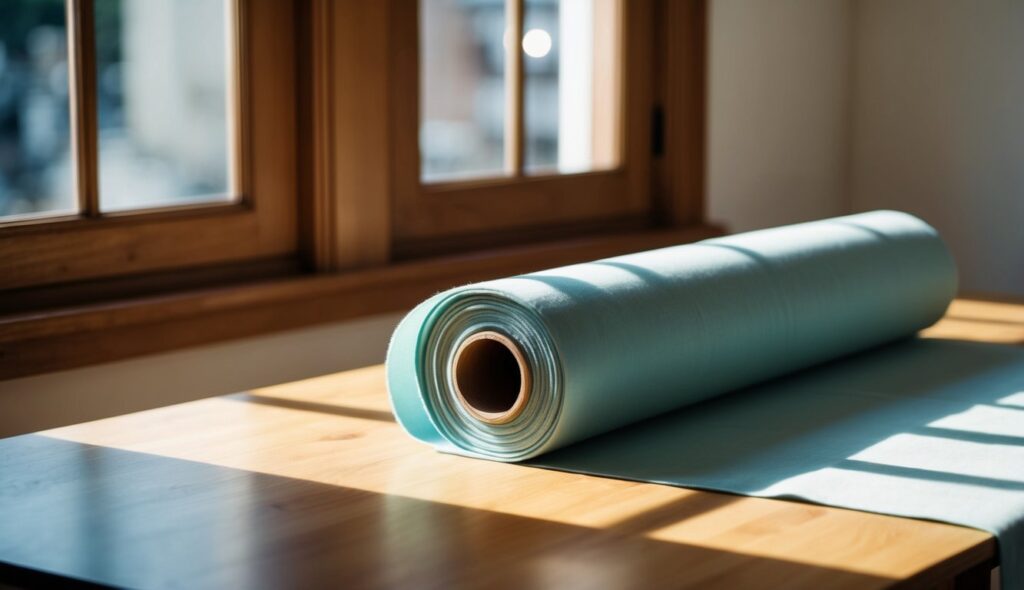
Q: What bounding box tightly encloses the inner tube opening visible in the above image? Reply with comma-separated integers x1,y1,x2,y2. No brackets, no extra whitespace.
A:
452,331,530,424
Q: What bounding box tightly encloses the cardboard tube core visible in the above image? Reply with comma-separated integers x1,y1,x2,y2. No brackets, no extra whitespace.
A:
452,331,531,424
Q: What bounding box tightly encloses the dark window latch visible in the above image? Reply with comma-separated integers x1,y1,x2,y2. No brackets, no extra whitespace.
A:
651,105,665,157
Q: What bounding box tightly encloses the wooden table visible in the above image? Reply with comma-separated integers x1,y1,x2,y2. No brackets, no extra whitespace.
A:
2,298,1020,590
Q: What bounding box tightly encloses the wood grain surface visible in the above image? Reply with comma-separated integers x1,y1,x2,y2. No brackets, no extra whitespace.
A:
1,298,1016,589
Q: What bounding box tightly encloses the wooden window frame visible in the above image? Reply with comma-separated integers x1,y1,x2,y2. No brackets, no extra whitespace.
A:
391,0,653,248
0,0,711,381
0,0,298,291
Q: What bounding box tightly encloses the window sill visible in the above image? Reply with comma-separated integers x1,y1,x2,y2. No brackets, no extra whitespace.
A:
0,224,722,381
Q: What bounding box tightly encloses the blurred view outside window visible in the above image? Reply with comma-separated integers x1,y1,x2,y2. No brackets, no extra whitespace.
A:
419,0,620,183
420,0,507,183
524,0,620,174
96,0,233,212
0,0,74,219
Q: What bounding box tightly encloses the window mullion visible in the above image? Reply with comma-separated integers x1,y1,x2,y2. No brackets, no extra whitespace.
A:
66,0,100,218
504,0,525,177
226,0,246,202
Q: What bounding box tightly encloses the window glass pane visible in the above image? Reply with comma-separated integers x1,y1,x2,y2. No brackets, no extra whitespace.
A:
0,0,75,220
96,0,233,212
524,0,620,175
420,0,506,183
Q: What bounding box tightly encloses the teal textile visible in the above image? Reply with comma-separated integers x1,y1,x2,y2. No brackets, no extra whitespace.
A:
386,211,1024,587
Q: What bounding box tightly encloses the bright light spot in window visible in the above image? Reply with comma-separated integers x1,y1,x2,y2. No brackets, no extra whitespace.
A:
522,28,552,58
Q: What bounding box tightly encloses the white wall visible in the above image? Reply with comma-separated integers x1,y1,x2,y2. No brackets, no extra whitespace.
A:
707,0,852,232
849,0,1024,296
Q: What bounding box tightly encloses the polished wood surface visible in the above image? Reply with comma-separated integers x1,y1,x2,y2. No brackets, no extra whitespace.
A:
1,298,1016,589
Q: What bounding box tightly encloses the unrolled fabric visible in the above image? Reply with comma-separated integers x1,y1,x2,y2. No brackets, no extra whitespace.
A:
387,210,1024,587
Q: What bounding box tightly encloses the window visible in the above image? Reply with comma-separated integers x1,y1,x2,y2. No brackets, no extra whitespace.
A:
0,0,297,292
391,0,654,250
419,0,621,181
1,0,707,380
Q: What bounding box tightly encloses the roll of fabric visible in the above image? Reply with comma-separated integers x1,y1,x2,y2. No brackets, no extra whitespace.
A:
387,210,1024,588
387,210,956,460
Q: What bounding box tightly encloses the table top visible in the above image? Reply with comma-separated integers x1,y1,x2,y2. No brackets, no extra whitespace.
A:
1,297,1020,590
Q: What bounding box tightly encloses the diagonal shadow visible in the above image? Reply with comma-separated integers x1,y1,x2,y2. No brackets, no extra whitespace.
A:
228,393,395,423
917,425,1024,447
591,260,671,285
946,316,1024,328
838,459,1024,492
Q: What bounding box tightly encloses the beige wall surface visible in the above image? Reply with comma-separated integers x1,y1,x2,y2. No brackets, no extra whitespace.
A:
707,0,852,232
710,0,1024,297
849,0,1024,296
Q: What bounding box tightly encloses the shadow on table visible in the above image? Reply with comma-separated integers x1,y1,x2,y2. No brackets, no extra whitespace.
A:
229,392,396,423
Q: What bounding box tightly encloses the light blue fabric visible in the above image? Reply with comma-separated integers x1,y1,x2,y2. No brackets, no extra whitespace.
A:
386,210,1024,586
